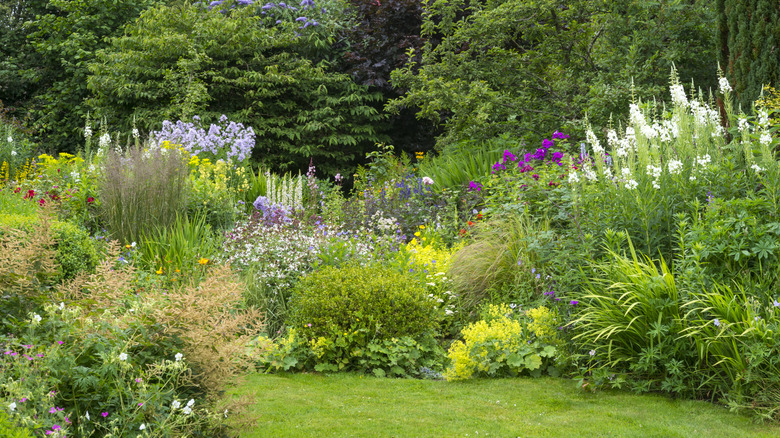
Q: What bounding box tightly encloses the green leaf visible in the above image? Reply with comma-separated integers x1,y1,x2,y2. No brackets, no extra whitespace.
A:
524,354,542,371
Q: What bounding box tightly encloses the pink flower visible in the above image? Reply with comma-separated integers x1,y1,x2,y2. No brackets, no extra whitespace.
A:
101,412,108,417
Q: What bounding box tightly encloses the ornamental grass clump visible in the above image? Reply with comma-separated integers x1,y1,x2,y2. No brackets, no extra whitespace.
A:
448,215,549,312
98,145,189,244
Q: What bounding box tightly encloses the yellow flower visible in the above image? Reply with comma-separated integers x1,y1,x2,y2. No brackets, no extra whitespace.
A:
175,269,181,273
198,258,209,265
125,244,132,249
419,225,426,229
156,268,163,275
414,232,421,237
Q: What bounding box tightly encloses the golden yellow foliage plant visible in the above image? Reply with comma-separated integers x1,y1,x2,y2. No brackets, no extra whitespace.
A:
756,85,780,126
444,303,559,381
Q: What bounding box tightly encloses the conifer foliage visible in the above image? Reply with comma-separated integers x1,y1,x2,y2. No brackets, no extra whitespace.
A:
718,0,780,109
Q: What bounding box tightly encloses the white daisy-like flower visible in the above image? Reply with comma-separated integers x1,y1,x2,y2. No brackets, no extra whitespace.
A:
8,402,16,412
171,400,181,410
10,150,16,156
175,353,184,362
183,406,192,415
119,352,128,361
6,136,12,143
31,313,42,324
139,424,146,430
186,399,195,408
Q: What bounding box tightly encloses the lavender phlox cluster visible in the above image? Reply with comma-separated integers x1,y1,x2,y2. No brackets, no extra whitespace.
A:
257,0,323,29
150,115,255,162
253,195,292,223
207,0,255,10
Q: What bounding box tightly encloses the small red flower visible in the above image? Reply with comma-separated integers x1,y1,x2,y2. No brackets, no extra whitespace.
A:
87,197,95,204
468,221,474,227
14,187,21,193
38,198,46,206
459,229,467,236
476,213,483,220
24,190,35,199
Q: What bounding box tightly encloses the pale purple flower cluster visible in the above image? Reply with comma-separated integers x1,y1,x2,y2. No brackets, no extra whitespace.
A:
150,115,255,162
253,195,292,223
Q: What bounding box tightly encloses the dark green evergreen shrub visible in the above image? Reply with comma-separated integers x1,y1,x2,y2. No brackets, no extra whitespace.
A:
718,0,780,110
288,263,438,340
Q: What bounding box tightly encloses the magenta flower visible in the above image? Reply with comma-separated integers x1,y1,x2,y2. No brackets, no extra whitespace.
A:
102,412,109,417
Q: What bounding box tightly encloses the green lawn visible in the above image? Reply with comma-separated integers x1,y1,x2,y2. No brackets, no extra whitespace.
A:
231,373,779,437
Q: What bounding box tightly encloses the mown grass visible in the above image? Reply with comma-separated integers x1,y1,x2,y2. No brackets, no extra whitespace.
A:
232,373,780,437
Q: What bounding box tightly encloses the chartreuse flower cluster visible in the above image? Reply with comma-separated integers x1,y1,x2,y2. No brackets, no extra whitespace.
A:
444,304,560,381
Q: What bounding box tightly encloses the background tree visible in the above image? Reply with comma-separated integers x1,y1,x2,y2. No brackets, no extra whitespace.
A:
718,0,780,111
388,0,717,150
88,1,385,176
4,0,168,152
338,0,439,153
0,0,48,122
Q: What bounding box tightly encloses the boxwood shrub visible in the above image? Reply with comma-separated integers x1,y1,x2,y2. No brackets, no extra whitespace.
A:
288,263,438,340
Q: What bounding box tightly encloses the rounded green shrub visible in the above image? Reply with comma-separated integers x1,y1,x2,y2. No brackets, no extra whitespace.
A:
0,214,100,279
288,263,438,340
